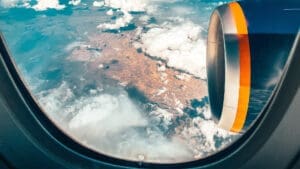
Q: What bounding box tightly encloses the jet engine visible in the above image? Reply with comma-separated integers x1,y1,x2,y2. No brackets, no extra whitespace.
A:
207,1,300,132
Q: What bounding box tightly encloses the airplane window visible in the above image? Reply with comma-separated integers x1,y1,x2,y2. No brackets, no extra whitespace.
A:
0,0,295,165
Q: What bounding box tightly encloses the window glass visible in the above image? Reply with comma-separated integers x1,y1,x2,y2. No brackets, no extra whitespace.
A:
0,0,238,163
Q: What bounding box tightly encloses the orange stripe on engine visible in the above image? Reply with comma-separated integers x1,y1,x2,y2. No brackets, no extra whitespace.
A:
229,2,251,132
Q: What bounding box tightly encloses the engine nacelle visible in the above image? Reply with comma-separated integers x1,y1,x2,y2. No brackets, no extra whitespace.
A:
207,1,300,132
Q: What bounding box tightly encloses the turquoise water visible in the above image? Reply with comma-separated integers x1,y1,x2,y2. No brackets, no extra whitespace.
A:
0,0,236,163
1,0,226,88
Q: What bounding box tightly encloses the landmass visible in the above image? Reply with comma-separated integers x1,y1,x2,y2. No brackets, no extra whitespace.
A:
68,32,208,114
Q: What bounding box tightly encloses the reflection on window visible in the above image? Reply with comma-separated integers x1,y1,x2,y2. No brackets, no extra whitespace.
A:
0,0,237,163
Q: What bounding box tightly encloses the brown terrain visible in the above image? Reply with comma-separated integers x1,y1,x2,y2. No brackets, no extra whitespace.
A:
68,32,208,113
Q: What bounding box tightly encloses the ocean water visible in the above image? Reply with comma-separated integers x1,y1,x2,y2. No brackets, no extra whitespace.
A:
0,0,238,163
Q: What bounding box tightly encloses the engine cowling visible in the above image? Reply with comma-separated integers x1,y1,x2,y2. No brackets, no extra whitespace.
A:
206,1,300,132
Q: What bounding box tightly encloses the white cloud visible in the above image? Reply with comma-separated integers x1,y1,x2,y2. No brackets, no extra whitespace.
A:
37,82,194,162
0,0,68,11
69,0,81,6
68,94,148,131
181,117,236,158
103,0,147,12
93,1,104,7
138,21,207,79
36,80,236,162
96,0,149,31
106,9,113,15
97,10,133,30
32,0,65,11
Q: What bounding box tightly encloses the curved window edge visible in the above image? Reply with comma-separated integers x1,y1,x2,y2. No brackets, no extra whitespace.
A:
0,31,299,169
